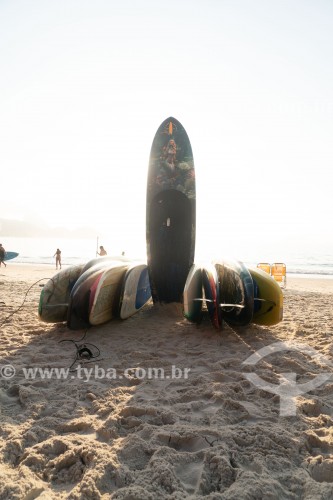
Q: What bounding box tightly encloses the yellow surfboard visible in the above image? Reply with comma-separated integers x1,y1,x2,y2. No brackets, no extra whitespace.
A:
248,267,283,326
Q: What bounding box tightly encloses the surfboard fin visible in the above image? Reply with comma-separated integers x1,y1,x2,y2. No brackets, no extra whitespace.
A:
219,304,245,309
193,299,245,309
254,298,276,305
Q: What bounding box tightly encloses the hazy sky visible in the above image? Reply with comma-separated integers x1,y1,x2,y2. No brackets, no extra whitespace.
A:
1,0,332,259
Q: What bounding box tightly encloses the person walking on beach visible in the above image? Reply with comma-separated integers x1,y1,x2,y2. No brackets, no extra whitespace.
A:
54,248,62,270
97,246,107,256
0,244,6,267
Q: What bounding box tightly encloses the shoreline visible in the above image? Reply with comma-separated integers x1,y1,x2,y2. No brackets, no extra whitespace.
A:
3,261,333,276
2,263,333,298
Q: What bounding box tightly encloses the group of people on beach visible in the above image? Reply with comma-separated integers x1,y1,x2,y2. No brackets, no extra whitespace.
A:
1,243,112,270
53,245,109,270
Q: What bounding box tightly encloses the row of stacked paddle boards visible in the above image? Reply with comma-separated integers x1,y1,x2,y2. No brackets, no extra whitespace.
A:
183,260,283,328
39,256,282,330
38,256,152,330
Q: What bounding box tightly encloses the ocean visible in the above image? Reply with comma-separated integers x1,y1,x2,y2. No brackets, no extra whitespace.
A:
2,236,333,278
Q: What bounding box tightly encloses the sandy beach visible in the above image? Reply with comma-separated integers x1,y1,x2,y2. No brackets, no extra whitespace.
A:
1,264,333,499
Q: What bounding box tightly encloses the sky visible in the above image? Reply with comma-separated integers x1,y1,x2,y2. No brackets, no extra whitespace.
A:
1,0,332,260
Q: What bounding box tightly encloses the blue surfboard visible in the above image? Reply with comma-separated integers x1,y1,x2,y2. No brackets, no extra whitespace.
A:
4,252,19,261
119,264,152,319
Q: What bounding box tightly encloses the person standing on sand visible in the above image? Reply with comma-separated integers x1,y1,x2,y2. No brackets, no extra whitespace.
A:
54,248,61,270
97,246,107,256
0,244,6,267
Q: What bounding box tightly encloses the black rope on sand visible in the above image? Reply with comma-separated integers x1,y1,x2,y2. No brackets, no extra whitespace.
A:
59,330,101,370
1,276,102,371
0,278,52,329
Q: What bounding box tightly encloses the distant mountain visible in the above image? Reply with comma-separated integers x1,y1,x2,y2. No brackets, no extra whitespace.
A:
0,219,98,239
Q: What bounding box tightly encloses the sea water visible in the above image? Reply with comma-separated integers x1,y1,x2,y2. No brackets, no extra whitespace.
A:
1,236,146,267
2,236,333,278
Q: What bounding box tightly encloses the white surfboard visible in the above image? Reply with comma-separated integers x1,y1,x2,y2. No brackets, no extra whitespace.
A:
89,263,129,326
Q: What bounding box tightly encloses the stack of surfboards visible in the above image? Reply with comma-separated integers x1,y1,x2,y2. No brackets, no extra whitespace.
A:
38,116,283,332
183,259,283,328
38,257,152,330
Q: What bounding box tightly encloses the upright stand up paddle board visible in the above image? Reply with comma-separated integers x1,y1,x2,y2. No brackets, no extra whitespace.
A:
146,117,196,303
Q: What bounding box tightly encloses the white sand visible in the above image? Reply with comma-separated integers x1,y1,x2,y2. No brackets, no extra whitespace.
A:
1,265,333,499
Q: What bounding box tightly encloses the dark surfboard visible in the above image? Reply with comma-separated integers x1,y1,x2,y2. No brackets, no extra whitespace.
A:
67,263,110,330
146,117,196,303
215,259,254,327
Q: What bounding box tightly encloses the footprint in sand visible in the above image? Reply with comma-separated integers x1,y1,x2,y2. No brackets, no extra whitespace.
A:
305,455,333,483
